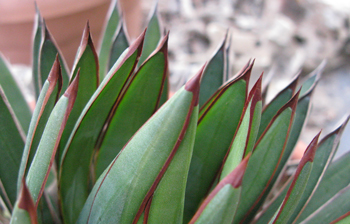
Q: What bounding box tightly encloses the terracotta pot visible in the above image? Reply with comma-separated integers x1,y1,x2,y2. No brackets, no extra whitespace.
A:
0,0,111,68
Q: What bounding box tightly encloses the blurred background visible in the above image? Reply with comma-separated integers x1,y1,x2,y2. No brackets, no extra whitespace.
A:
0,0,349,158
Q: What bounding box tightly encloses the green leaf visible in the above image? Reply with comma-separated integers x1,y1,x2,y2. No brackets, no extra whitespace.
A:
297,139,350,221
10,179,37,224
300,184,350,224
330,212,350,224
26,75,78,205
99,0,121,79
183,62,251,223
190,156,249,224
258,75,299,138
290,118,348,223
94,35,168,179
233,92,299,224
220,75,262,180
0,54,32,134
77,67,202,224
269,133,319,224
17,57,62,194
199,59,250,115
299,60,325,97
108,20,129,71
0,86,25,210
32,5,43,99
199,36,226,108
146,97,197,223
256,121,347,224
58,23,99,167
224,32,231,82
255,82,315,216
58,33,145,224
40,23,69,96
138,4,162,66
137,4,169,106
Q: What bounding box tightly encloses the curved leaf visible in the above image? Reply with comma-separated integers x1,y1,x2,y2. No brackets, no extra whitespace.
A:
297,147,350,221
59,32,145,224
0,86,25,210
17,57,62,194
0,54,32,134
10,179,37,224
26,74,78,205
138,3,162,66
220,75,262,180
108,20,129,71
183,62,251,223
233,92,299,224
190,155,249,224
32,5,44,99
300,184,350,224
58,23,99,166
258,74,299,138
99,0,121,79
256,120,347,223
199,36,226,108
269,133,319,224
40,23,69,96
76,66,202,224
94,34,168,179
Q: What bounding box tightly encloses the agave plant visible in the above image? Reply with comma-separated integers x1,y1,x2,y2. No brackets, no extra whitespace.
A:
0,1,349,224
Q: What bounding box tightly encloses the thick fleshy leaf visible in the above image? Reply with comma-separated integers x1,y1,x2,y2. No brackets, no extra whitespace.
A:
183,62,251,223
32,5,44,99
224,32,231,82
0,86,25,210
290,118,348,223
233,92,299,224
58,23,99,166
76,66,202,224
17,57,62,194
330,212,350,224
270,84,314,187
39,23,69,96
199,36,226,108
26,75,78,205
59,33,145,224
190,155,249,224
138,3,162,66
258,75,299,138
300,184,350,224
256,120,347,224
269,133,319,224
299,60,325,97
94,34,168,179
220,75,262,180
198,59,250,115
146,99,197,223
254,81,315,216
0,54,32,134
138,4,169,107
297,148,350,221
10,179,37,224
108,20,129,71
99,0,121,79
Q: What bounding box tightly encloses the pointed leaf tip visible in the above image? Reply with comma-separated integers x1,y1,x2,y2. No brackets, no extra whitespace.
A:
18,178,37,223
185,64,206,106
48,55,61,79
302,131,321,163
126,28,147,59
229,153,250,188
64,70,79,99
